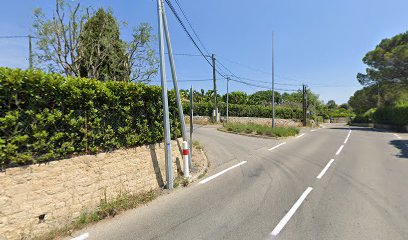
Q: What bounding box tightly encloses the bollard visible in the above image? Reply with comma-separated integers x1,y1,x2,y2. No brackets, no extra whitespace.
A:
182,141,189,177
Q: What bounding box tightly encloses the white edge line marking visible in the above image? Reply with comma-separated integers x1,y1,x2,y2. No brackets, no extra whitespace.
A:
316,159,335,179
335,145,344,155
270,187,313,237
71,233,89,240
296,133,305,138
344,136,349,144
268,142,286,151
199,161,247,184
393,134,401,139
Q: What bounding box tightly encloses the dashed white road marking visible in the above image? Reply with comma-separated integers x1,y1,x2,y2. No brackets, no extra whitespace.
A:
71,233,89,240
268,142,287,151
296,133,305,138
335,145,344,155
344,131,351,143
199,161,247,184
311,129,317,132
394,134,401,139
269,187,313,237
316,159,335,179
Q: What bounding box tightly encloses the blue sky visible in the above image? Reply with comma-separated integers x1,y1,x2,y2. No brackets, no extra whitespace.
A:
1,0,408,104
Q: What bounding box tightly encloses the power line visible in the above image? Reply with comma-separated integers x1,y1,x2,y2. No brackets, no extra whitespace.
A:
0,35,30,39
164,0,214,69
173,0,210,56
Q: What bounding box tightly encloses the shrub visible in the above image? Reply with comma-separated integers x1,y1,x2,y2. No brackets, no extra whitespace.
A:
184,102,302,119
373,104,408,126
0,68,182,167
223,122,299,137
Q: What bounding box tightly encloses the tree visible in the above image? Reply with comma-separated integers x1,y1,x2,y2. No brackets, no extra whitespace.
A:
33,0,87,76
78,8,128,81
223,91,248,104
33,0,157,82
326,100,337,109
357,31,408,87
248,90,281,105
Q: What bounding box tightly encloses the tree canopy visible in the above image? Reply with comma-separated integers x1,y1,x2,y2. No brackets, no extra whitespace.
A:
357,31,408,87
33,0,157,82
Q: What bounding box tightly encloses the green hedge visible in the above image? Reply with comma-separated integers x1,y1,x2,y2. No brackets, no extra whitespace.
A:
184,102,302,119
0,68,181,167
373,105,408,126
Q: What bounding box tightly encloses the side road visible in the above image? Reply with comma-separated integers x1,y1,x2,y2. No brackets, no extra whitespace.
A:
68,124,408,240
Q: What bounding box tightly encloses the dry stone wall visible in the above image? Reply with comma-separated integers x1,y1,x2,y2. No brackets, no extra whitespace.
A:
0,139,192,240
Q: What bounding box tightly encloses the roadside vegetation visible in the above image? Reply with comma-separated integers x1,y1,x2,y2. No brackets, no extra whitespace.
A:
35,190,158,240
349,31,408,128
221,122,299,138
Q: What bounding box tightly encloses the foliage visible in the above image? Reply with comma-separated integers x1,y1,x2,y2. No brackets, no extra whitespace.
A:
223,122,299,137
0,68,181,168
33,0,157,82
326,100,337,109
247,90,282,105
372,104,408,126
222,91,248,104
357,31,408,87
78,8,128,81
184,102,303,119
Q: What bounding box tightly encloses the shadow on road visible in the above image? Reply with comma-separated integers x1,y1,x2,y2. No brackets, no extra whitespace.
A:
389,140,408,159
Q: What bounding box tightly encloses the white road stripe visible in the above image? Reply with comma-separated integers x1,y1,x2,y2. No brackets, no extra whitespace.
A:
268,142,286,151
71,233,89,240
311,129,317,132
270,187,313,237
199,161,247,184
344,136,349,144
316,159,335,179
335,145,344,155
394,134,401,139
296,133,305,138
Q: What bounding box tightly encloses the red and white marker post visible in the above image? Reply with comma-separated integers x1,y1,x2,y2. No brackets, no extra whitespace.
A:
182,141,189,177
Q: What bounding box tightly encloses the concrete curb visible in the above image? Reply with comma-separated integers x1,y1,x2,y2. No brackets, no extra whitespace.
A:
189,148,210,183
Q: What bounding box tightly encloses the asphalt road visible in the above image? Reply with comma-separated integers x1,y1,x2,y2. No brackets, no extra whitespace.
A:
71,124,408,240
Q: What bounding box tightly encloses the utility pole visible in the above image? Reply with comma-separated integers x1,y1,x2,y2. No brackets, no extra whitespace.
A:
28,35,33,69
271,32,275,128
212,54,218,123
302,84,307,126
161,3,190,172
226,76,230,123
157,0,173,189
189,85,194,168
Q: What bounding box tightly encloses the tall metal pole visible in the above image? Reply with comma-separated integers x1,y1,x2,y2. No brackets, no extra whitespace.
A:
157,0,173,189
28,35,33,69
212,54,218,123
189,85,194,168
226,76,229,123
161,4,188,154
271,32,275,128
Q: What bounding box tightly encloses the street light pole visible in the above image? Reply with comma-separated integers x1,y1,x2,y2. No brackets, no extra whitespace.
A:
226,76,230,123
271,32,275,128
157,0,173,189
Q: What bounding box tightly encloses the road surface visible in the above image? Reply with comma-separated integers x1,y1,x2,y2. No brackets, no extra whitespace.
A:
71,124,408,240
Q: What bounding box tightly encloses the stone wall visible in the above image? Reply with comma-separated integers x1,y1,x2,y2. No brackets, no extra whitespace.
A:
220,116,302,127
184,116,302,127
0,139,201,240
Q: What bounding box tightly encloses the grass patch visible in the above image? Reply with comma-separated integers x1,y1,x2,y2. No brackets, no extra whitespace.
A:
35,190,158,240
192,140,204,150
222,122,299,137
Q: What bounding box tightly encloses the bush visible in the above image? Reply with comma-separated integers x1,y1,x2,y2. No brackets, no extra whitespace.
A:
223,122,299,137
0,68,182,167
184,102,302,119
373,104,408,126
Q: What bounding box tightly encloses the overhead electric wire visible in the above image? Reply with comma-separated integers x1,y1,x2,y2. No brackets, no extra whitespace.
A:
173,0,210,56
0,35,31,39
